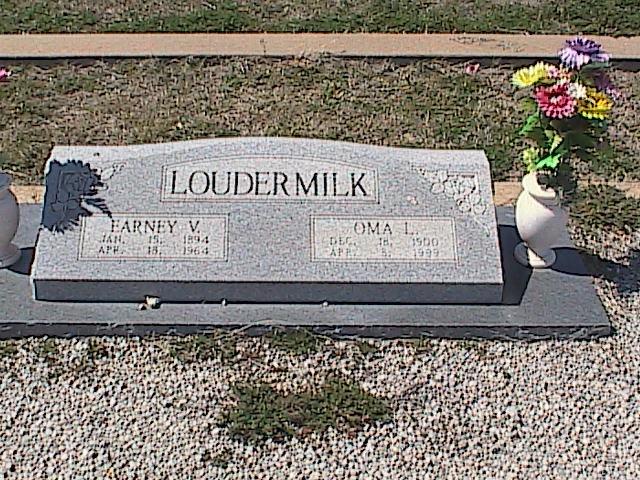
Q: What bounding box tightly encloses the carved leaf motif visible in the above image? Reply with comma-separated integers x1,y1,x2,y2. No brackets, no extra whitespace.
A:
413,166,488,217
99,163,125,181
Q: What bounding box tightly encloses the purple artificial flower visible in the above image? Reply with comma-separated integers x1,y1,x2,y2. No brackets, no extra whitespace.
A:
594,71,621,100
0,67,11,82
559,37,610,69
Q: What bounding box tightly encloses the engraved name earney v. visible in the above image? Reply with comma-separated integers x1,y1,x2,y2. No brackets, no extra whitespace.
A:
161,156,379,202
78,214,228,261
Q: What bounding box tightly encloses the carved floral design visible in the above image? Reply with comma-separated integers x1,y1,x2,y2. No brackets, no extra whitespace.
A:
98,163,125,182
42,160,112,233
413,167,488,216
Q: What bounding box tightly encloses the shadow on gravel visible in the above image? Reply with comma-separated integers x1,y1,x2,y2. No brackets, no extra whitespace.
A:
554,247,640,295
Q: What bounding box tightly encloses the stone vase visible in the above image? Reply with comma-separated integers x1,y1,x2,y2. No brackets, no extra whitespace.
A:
0,172,21,268
514,172,568,268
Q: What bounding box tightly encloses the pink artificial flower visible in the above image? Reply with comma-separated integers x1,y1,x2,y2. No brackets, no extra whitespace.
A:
534,83,577,119
0,68,11,82
546,65,560,78
546,65,573,83
464,63,480,75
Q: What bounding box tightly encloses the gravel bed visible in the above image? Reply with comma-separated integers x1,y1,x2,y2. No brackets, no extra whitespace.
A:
1,225,639,479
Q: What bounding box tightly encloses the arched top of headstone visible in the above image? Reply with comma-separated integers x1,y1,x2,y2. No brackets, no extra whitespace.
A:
32,137,503,304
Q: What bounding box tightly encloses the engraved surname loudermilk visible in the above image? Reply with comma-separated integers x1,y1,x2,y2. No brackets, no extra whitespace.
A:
161,156,378,202
311,216,457,262
78,214,227,261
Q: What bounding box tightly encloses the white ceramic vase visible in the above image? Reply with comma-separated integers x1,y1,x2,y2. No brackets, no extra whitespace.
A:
514,172,568,268
0,172,21,268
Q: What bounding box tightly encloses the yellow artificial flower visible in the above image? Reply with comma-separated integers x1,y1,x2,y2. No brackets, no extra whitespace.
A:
512,62,549,88
578,88,613,120
522,147,540,172
550,134,563,151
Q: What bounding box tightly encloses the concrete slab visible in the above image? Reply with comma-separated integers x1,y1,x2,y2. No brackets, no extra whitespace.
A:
0,204,610,339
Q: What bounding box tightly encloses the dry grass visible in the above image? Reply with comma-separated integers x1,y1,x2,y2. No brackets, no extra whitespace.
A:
1,0,639,35
0,58,638,185
0,0,203,28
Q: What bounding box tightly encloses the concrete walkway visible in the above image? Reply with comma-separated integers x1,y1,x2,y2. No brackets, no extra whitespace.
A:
1,33,639,60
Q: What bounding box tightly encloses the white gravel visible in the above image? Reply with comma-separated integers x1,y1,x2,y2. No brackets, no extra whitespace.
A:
1,226,639,479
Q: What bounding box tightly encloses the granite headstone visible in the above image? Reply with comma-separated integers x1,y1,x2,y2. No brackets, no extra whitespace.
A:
31,137,503,304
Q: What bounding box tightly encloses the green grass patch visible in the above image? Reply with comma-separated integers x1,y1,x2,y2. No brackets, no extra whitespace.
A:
354,340,379,355
458,339,489,358
1,0,640,35
570,185,640,236
400,338,437,354
1,59,637,185
33,338,58,360
86,338,111,361
167,333,238,363
104,2,257,34
29,339,67,378
221,377,391,442
0,59,527,183
0,341,18,358
263,328,324,355
0,1,99,33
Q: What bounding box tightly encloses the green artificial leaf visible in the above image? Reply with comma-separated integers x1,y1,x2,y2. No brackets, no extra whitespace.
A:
526,127,547,148
550,137,569,155
581,61,610,71
538,78,557,86
566,132,596,149
535,152,562,170
589,118,608,132
540,115,551,129
518,114,540,135
575,149,595,162
549,119,569,133
520,97,537,114
578,75,596,88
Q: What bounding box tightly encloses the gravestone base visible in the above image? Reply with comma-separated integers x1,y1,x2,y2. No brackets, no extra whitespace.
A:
0,204,611,340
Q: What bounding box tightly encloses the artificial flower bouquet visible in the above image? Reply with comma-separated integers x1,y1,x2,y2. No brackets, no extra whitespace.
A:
0,68,10,82
512,37,617,191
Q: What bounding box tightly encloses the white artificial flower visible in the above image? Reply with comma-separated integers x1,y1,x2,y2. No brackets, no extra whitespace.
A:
568,82,587,99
